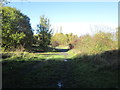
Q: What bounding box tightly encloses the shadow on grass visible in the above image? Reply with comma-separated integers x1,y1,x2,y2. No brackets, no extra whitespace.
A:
32,45,70,53
73,49,119,70
32,49,70,53
2,49,119,88
54,49,70,52
2,59,74,88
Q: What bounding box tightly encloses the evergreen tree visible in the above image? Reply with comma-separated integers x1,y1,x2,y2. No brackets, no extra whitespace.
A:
36,15,52,49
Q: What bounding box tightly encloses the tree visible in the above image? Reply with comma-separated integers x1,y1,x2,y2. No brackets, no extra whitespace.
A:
51,33,66,46
36,15,52,49
118,27,120,50
92,31,115,53
51,32,78,47
2,6,33,51
65,33,78,44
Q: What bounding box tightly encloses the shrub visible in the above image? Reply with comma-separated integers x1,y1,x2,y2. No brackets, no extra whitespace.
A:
71,31,118,54
51,41,60,48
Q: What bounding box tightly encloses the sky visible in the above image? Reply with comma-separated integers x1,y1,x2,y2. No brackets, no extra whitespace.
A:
7,2,118,36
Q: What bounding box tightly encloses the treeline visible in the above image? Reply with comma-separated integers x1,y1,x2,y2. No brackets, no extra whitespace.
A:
51,31,118,54
1,6,118,53
1,6,52,51
51,33,78,47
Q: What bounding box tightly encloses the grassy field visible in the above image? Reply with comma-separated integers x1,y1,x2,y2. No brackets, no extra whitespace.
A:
2,47,119,88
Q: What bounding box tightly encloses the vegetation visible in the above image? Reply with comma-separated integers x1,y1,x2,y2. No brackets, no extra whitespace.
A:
51,33,78,46
1,5,119,88
36,15,53,50
1,6,33,51
71,31,118,55
2,50,119,88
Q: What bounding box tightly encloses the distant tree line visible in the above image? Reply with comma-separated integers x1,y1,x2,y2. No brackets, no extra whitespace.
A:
51,33,78,47
1,5,119,52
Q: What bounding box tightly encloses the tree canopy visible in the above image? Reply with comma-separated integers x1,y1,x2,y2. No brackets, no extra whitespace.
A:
2,6,33,51
51,32,78,46
36,15,53,49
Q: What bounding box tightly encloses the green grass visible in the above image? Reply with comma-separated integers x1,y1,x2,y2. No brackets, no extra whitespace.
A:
2,51,68,61
2,49,119,88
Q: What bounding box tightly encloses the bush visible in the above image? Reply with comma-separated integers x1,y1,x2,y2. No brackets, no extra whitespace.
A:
51,41,60,48
72,31,118,54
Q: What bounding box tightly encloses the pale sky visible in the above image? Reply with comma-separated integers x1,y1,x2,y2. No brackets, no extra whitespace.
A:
51,22,117,36
7,2,118,36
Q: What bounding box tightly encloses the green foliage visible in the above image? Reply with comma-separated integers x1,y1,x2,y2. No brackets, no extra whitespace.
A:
73,31,118,54
1,5,119,88
2,6,33,51
66,33,78,44
51,33,66,45
36,15,52,49
118,27,120,50
51,33,78,47
92,32,114,53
